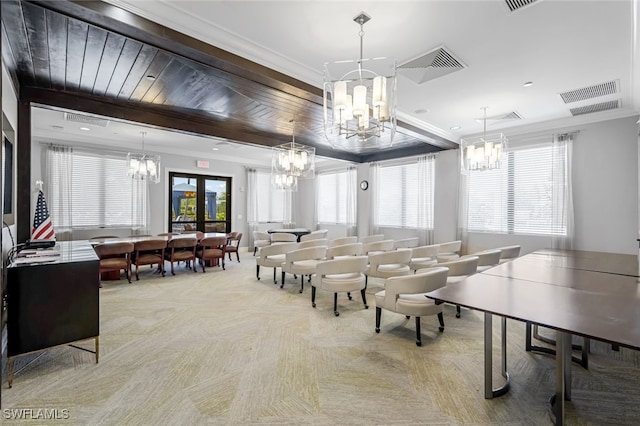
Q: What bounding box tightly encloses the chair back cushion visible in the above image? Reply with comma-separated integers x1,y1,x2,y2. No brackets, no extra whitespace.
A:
326,243,363,259
329,236,358,247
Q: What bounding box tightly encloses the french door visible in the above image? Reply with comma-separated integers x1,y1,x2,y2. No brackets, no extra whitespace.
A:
168,172,231,233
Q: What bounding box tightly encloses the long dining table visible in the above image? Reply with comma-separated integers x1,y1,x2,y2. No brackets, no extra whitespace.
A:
91,232,230,277
426,248,640,425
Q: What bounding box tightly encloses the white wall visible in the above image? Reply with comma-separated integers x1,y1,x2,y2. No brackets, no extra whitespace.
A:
2,63,18,256
465,116,639,255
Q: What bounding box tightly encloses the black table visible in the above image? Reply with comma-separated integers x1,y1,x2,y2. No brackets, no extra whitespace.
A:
426,249,640,425
7,240,100,387
267,228,311,242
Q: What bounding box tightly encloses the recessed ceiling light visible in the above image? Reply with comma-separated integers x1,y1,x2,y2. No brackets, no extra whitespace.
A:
450,125,461,130
523,81,533,87
52,125,63,129
212,147,219,151
79,127,91,131
146,75,156,81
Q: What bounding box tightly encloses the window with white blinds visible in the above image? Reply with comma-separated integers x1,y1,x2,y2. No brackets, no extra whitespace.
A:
255,171,286,222
317,171,348,223
376,161,434,228
467,143,567,235
49,150,147,228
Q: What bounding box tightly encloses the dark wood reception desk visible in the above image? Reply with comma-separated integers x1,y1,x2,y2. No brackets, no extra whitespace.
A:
7,240,100,386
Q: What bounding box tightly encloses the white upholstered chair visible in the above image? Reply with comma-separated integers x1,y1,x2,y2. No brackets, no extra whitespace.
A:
431,255,479,318
311,256,369,316
300,229,328,241
409,244,439,272
362,239,395,256
375,267,449,346
256,242,298,284
365,249,412,288
329,236,358,247
326,242,363,259
253,231,271,256
436,240,462,262
359,234,385,244
298,238,328,249
271,232,298,244
393,237,419,249
497,245,521,264
472,249,503,273
281,246,327,292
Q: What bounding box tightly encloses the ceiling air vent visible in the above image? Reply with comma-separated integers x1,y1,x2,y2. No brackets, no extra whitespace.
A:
504,0,540,13
569,100,620,117
559,80,619,104
398,46,466,85
64,112,110,127
486,111,523,121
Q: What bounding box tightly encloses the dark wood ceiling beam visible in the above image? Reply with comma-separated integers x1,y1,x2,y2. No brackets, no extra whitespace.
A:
21,86,362,163
27,0,454,149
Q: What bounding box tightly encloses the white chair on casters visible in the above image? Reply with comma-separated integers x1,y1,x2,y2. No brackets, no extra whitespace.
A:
281,246,327,293
256,242,298,284
432,255,479,318
253,231,271,256
375,267,449,346
311,256,369,316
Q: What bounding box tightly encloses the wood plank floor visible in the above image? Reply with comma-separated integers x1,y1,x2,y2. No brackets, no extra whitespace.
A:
2,251,640,424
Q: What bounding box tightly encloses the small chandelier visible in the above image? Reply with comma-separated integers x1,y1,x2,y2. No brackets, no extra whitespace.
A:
323,12,397,148
271,120,315,191
127,131,161,183
460,107,508,173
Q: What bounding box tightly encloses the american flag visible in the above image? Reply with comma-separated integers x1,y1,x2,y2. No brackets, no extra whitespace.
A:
32,190,55,240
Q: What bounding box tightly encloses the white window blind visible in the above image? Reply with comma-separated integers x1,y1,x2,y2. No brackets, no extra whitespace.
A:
376,160,434,228
467,143,567,235
255,171,285,222
317,171,347,224
49,150,147,228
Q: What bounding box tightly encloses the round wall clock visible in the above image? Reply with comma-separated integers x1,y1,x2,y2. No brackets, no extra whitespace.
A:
360,180,369,191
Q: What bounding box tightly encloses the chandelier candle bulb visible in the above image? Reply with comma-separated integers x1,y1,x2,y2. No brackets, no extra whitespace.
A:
372,76,387,106
352,85,368,116
334,81,348,109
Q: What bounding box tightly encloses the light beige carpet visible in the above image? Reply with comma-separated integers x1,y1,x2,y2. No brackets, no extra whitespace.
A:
2,251,640,425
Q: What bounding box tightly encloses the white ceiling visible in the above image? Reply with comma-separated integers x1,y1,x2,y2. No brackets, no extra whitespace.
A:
104,0,640,140
34,0,640,165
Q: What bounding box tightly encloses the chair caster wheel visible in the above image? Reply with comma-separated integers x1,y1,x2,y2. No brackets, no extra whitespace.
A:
456,313,461,318
280,284,284,289
406,316,410,319
334,311,340,317
299,289,303,293
416,341,422,347
312,303,316,308
375,328,380,333
257,277,261,280
364,305,369,309
439,326,444,332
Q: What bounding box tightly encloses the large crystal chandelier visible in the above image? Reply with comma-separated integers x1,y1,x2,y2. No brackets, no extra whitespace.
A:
323,12,397,148
460,108,508,173
271,120,315,191
127,131,161,183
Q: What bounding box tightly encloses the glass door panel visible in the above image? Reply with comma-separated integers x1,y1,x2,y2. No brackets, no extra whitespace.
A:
169,172,231,233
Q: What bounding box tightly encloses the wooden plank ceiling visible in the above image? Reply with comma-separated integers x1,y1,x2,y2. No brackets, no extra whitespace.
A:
1,0,456,162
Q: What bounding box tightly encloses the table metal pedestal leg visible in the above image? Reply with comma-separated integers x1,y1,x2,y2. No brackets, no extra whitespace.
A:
550,331,572,425
484,313,511,399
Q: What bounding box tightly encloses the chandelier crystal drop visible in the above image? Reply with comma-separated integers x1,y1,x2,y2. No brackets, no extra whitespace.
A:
460,107,508,173
323,12,397,149
127,131,161,183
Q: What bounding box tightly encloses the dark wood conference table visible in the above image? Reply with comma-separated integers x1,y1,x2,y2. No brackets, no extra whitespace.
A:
91,233,230,277
266,228,311,242
89,232,229,245
426,248,640,425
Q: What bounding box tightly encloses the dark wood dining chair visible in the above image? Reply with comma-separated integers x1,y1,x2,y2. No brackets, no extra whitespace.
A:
132,239,167,280
94,242,134,284
164,237,197,275
226,232,242,262
196,236,227,272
